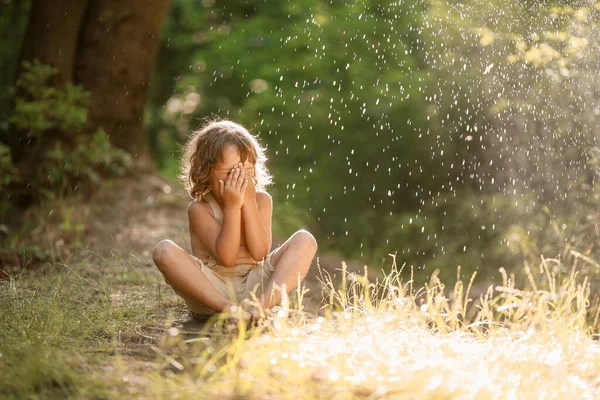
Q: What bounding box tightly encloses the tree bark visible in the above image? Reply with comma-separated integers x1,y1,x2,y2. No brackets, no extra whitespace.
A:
18,0,87,86
8,0,87,165
75,0,170,171
8,0,170,208
0,0,33,122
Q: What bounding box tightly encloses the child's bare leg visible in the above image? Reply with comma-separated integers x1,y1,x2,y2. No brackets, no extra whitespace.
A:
259,230,318,309
153,240,235,313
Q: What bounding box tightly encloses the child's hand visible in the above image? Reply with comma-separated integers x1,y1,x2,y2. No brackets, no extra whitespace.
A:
219,166,248,209
238,162,257,203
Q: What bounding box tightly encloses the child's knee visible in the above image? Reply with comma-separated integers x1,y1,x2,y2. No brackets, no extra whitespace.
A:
152,239,176,267
295,230,318,253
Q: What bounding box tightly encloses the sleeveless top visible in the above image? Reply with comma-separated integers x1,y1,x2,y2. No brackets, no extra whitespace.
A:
202,191,224,224
198,191,259,277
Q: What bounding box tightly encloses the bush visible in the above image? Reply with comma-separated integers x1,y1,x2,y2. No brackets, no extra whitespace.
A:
7,59,132,202
0,60,133,268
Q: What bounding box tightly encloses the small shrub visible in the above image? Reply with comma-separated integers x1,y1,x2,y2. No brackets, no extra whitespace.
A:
7,59,132,201
0,60,133,268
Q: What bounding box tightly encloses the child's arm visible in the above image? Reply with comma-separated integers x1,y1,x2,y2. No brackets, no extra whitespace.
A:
241,176,273,261
188,168,248,268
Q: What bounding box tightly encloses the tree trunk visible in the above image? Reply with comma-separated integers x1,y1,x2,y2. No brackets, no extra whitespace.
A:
18,0,87,86
8,0,87,165
75,0,170,172
0,0,33,122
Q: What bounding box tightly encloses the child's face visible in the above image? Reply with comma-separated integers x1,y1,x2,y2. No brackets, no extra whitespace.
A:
210,144,255,201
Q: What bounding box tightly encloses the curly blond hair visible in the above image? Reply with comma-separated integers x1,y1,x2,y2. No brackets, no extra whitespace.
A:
180,118,273,200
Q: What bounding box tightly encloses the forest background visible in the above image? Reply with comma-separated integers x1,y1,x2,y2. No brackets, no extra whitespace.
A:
2,0,600,287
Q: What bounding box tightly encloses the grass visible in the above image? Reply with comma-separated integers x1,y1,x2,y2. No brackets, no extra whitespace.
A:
1,252,600,399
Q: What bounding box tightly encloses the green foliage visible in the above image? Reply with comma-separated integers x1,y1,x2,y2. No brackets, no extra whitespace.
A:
10,60,89,134
58,206,85,250
1,60,133,268
43,129,133,199
147,0,449,262
0,199,98,272
7,60,132,201
0,141,19,222
0,142,18,190
0,0,31,122
422,0,600,275
145,0,600,283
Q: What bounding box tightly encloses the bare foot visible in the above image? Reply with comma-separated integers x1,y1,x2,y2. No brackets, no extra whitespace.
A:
226,304,252,323
239,298,270,325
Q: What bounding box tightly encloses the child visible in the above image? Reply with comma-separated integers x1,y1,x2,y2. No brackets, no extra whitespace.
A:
152,119,317,320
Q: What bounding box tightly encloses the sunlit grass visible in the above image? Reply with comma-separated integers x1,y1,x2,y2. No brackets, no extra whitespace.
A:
162,256,599,399
1,252,600,399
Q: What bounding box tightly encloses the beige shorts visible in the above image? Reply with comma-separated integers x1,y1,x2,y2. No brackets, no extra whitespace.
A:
166,251,276,317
